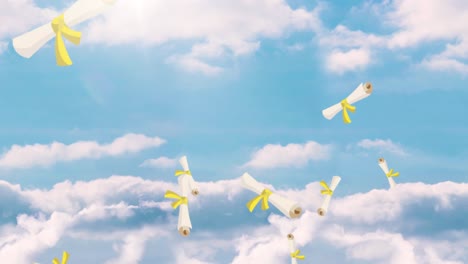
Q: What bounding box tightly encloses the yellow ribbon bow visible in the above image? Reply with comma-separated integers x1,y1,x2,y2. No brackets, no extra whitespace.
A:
320,181,333,196
386,169,400,178
175,170,192,176
246,188,272,212
291,249,305,260
164,190,188,209
50,14,81,66
340,99,356,124
52,251,69,264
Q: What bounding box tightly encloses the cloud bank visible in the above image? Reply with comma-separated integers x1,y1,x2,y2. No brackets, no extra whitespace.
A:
0,175,466,263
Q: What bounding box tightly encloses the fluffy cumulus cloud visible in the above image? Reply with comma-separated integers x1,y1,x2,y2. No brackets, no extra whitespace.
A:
81,0,322,74
4,0,466,76
242,141,332,169
0,134,166,169
355,138,408,156
319,0,468,75
140,156,178,168
325,48,372,74
0,174,466,263
1,0,321,74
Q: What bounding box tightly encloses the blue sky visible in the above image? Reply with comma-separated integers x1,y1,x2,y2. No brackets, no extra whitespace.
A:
0,0,467,263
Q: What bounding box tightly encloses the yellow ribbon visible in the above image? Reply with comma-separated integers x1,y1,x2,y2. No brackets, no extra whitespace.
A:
340,99,356,124
175,170,192,176
291,249,305,260
386,169,400,178
164,190,188,209
50,14,81,66
320,181,333,196
52,251,69,264
246,188,272,212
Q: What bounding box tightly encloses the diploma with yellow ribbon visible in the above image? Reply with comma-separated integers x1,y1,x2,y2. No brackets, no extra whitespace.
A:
241,173,302,219
175,170,191,176
165,188,192,237
12,0,116,65
177,156,199,196
318,176,341,216
322,82,373,124
246,188,272,212
288,234,305,264
52,251,69,264
378,158,400,189
50,14,81,66
164,190,188,209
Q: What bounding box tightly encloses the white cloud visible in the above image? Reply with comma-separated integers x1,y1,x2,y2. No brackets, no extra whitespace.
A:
0,133,166,169
0,173,468,264
166,55,224,76
326,48,372,74
383,0,468,74
421,56,468,75
231,211,321,264
323,227,419,264
82,0,322,74
331,181,468,224
0,0,57,39
384,0,468,49
316,0,468,74
0,0,322,74
319,25,385,49
242,141,332,169
356,139,408,156
0,212,75,264
77,202,137,221
105,226,164,264
140,156,177,168
175,247,215,264
1,174,468,263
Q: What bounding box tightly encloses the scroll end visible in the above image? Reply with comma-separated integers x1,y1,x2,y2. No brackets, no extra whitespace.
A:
191,189,199,196
12,40,34,59
287,233,294,240
179,227,191,237
317,208,326,216
364,82,373,94
289,207,303,219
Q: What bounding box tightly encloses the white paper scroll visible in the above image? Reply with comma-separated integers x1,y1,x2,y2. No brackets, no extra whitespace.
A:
288,234,298,264
241,173,302,219
12,0,116,59
178,156,199,196
322,82,373,120
318,176,341,216
378,158,397,189
177,175,192,237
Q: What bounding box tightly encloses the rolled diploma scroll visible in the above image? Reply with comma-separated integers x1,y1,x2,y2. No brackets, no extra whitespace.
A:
177,175,192,236
12,0,116,59
179,156,199,196
318,176,341,216
241,173,302,218
378,158,396,189
288,234,298,264
322,82,373,120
